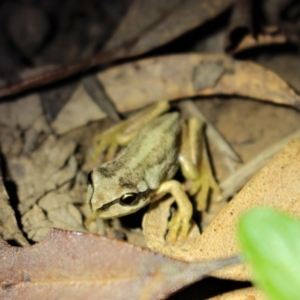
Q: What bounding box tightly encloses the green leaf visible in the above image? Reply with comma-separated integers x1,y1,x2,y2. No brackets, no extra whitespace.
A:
238,208,300,300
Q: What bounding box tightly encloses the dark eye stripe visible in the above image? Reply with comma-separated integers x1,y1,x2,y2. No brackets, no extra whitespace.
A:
97,200,118,212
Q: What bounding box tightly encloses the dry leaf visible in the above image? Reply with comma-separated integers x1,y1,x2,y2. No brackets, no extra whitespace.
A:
209,286,264,300
144,139,300,283
21,191,87,242
143,197,202,260
228,33,286,54
97,54,300,112
8,135,77,215
0,172,28,246
0,229,240,300
38,192,86,232
51,85,106,135
220,127,300,201
7,135,78,241
0,94,47,133
105,0,235,57
0,0,235,98
225,0,287,54
178,100,240,162
21,204,52,242
200,139,300,281
0,107,86,241
0,94,50,156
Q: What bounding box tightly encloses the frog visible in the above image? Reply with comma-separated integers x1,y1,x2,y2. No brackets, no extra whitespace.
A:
87,100,219,242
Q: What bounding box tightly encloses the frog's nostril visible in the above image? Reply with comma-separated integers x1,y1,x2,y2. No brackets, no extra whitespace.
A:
93,202,109,213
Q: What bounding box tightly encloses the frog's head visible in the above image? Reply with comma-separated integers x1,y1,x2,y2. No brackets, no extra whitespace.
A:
87,166,152,218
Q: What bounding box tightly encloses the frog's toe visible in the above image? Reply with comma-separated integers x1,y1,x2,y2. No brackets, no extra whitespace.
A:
91,137,108,161
105,141,119,161
166,211,191,243
187,172,220,211
195,180,210,211
166,213,180,242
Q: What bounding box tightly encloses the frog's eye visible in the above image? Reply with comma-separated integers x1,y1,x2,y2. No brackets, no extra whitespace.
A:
120,193,138,206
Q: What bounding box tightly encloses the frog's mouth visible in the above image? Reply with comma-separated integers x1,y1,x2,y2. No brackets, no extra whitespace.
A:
94,200,149,219
87,183,94,209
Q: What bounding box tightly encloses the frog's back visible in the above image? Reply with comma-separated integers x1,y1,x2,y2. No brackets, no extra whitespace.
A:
119,112,181,188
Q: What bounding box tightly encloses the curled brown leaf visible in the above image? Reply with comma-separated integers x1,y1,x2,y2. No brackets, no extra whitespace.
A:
0,229,240,300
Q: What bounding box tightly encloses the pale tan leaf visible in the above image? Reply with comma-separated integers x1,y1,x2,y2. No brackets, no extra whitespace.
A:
199,139,300,280
97,54,300,112
144,139,300,283
209,286,264,300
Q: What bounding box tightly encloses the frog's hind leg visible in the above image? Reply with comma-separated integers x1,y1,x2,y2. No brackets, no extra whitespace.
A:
154,180,193,242
116,100,170,145
179,118,220,211
92,101,170,162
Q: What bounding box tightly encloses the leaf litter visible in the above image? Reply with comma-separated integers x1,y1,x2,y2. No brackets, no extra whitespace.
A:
0,2,300,299
1,53,300,298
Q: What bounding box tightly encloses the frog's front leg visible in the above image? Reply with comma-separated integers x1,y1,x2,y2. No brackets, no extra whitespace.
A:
153,180,193,242
179,118,220,211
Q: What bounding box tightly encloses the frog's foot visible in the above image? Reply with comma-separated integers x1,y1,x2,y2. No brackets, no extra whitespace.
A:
92,122,125,163
187,149,220,211
155,180,193,242
84,213,98,233
166,207,192,242
84,214,107,235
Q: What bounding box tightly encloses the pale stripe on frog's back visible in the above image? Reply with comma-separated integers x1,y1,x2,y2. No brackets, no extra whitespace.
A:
98,112,181,192
122,112,180,163
117,112,181,190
